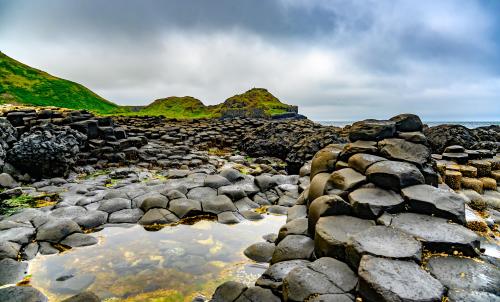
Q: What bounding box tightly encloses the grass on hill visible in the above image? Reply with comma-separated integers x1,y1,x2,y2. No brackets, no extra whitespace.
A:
0,51,119,114
137,96,216,119
218,88,293,116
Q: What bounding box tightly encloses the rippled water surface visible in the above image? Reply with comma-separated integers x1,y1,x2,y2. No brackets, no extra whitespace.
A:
29,215,286,301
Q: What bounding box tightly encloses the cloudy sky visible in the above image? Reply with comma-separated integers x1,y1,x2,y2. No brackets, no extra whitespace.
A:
1,0,499,121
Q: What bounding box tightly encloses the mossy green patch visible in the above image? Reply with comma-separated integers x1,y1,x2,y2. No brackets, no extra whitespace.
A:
0,51,119,113
0,194,36,215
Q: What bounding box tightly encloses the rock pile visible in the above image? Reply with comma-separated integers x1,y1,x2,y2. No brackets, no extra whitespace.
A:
212,114,499,302
425,124,500,154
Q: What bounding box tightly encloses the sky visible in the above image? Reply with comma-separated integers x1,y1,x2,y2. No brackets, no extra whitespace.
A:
1,0,499,121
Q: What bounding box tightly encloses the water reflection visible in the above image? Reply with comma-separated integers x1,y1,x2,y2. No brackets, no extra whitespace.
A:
29,215,286,301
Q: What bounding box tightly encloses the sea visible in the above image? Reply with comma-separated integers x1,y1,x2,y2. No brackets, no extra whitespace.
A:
316,121,500,129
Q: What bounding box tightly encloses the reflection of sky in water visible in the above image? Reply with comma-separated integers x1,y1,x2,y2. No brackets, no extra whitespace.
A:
29,215,286,301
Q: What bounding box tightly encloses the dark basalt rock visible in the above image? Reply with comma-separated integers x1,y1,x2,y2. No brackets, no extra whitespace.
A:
0,286,48,302
348,187,405,219
0,258,28,286
425,256,500,296
234,286,281,302
365,160,425,191
61,291,100,302
389,114,423,132
349,119,396,142
424,124,478,154
401,184,466,224
447,289,500,302
255,260,309,292
7,124,86,179
212,281,248,302
308,195,352,234
244,242,275,262
271,234,314,264
378,138,430,167
358,255,444,302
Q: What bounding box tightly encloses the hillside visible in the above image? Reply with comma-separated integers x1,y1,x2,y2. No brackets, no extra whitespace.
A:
0,51,118,113
130,88,298,119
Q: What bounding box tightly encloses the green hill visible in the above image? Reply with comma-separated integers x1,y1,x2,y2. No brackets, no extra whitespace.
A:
0,51,118,113
139,96,215,119
217,88,297,116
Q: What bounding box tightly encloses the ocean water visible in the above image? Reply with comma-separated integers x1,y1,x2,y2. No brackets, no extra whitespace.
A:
317,121,500,129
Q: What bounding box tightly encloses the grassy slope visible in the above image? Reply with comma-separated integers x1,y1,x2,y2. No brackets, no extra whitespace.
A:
217,88,293,116
0,52,118,113
138,96,215,119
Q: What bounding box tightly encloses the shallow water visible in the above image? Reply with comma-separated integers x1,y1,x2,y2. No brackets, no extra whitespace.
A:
28,215,286,302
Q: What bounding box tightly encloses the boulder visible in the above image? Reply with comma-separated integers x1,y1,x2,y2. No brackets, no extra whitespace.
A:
202,195,237,214
139,194,169,211
212,281,248,302
108,208,144,223
60,233,98,247
97,198,131,213
366,160,425,191
329,168,366,191
234,286,280,302
271,234,314,264
73,211,108,229
255,260,309,291
424,125,478,154
358,256,444,302
0,241,21,260
138,208,179,225
204,175,232,189
308,195,351,234
36,219,82,243
0,286,48,302
389,114,423,132
244,242,275,262
310,146,341,179
0,258,28,285
349,119,396,142
277,218,308,243
378,138,430,167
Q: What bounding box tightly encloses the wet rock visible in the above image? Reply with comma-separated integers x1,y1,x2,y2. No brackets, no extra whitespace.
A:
0,258,28,285
234,286,280,302
366,160,425,191
201,195,237,214
36,219,82,243
329,168,366,191
22,242,38,260
402,184,466,224
271,234,314,264
347,153,387,174
108,208,144,223
358,255,444,302
204,175,231,189
425,256,500,295
348,187,405,219
378,138,430,167
283,257,357,302
73,210,108,229
267,205,289,215
211,281,247,302
447,289,500,302
97,198,131,213
168,198,202,218
139,194,169,211
217,211,240,224
0,241,20,260
139,208,179,225
314,215,375,260
277,218,308,243
60,233,98,247
345,225,422,268
308,195,351,233
61,291,100,302
218,185,247,200
0,286,48,302
0,227,36,245
244,242,275,262
349,119,396,142
255,259,309,292
390,114,423,132
390,213,480,256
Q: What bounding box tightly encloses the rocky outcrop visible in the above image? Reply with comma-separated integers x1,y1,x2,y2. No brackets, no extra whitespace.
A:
7,124,86,179
424,124,500,154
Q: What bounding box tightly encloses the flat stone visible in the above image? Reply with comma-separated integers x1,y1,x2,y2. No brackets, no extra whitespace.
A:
329,168,366,191
204,175,232,189
201,195,237,214
442,152,469,163
347,153,387,174
97,198,131,213
402,184,466,224
271,234,314,264
168,198,202,218
308,195,351,234
234,197,260,211
277,195,296,207
234,286,280,302
0,258,28,285
240,210,263,221
219,168,245,183
287,204,307,222
217,211,240,224
255,260,309,291
139,194,168,211
108,208,144,223
379,138,430,167
50,206,87,220
277,218,308,243
366,160,425,191
340,141,378,160
187,186,217,201
390,213,480,256
0,241,20,260
0,286,48,302
425,256,500,295
358,255,444,302
349,119,396,142
283,257,357,302
36,219,82,243
218,185,247,200
0,227,35,245
346,225,422,268
244,242,275,262
447,289,500,302
211,281,247,302
348,187,405,219
60,233,98,247
444,145,466,153
397,131,427,144
138,208,179,225
73,210,108,229
314,215,375,260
